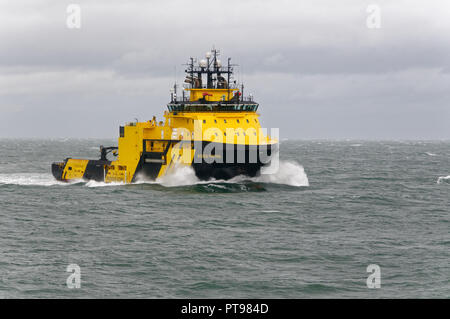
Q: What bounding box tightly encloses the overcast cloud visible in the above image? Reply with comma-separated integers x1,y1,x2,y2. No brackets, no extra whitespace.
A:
0,0,449,139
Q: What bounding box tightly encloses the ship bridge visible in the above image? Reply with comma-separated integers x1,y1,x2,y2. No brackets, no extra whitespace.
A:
167,49,258,113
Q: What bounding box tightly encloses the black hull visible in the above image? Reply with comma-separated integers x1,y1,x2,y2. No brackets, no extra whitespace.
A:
192,162,263,180
134,141,276,182
192,142,276,180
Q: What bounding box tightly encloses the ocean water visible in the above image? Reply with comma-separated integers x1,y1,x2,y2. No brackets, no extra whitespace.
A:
0,139,448,298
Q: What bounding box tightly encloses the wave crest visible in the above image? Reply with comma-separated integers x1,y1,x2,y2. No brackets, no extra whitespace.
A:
437,175,450,184
138,159,309,188
255,160,309,187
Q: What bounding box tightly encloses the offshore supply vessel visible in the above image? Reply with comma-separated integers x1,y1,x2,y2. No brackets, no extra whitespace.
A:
52,49,278,183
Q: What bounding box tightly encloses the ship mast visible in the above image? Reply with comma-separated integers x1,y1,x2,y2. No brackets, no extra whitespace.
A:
184,49,234,91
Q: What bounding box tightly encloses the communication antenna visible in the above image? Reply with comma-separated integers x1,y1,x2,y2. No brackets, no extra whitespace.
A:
241,63,244,90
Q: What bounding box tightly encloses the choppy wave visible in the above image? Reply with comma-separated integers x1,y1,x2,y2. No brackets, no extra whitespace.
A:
425,152,438,156
155,165,201,187
252,159,309,187
437,175,450,184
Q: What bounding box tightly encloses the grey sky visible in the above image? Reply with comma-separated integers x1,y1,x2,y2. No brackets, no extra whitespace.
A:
1,0,449,139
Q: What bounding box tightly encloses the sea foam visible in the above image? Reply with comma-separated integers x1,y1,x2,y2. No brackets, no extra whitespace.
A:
139,158,309,188
85,180,125,187
0,173,68,186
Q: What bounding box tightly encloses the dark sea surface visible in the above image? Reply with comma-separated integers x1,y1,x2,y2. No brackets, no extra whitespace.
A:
0,139,448,298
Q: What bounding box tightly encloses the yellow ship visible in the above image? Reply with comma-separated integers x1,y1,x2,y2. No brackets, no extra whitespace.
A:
52,49,278,183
